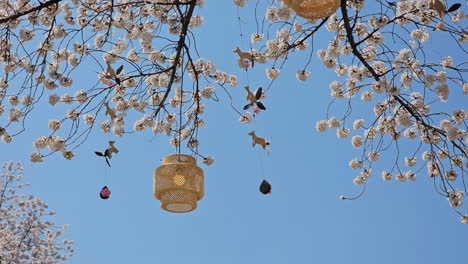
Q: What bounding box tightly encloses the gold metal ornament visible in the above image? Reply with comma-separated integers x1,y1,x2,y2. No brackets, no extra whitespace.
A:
154,154,204,213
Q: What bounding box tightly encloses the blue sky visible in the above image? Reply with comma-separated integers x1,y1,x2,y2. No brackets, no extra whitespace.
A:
1,1,468,263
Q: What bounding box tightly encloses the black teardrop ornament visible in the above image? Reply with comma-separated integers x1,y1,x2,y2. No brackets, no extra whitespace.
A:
100,186,111,199
259,180,272,195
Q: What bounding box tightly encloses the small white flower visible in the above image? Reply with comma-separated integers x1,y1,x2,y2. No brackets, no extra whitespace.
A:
351,135,363,148
296,70,310,81
353,176,366,185
353,119,364,130
83,114,96,125
8,95,19,105
452,110,467,125
349,158,363,169
113,126,124,137
368,151,380,161
382,171,392,181
337,128,350,139
327,117,340,129
405,171,416,181
74,90,88,103
460,215,468,224
62,150,74,160
266,68,280,80
30,152,43,163
49,94,60,106
395,173,406,182
361,169,372,178
405,157,417,167
202,156,214,166
2,134,12,143
67,109,79,120
445,170,458,181
361,91,374,102
441,56,453,68
33,136,48,149
100,120,110,133
251,33,263,43
48,120,61,131
316,120,328,132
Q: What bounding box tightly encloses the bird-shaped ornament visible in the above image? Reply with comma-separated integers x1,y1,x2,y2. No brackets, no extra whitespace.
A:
105,62,124,85
95,141,119,167
243,86,266,110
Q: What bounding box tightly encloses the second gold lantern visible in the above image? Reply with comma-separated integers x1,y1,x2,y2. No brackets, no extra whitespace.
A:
285,0,341,20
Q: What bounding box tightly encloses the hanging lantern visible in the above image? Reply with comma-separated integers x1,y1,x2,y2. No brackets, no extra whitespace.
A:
287,0,340,20
154,154,204,213
293,0,340,19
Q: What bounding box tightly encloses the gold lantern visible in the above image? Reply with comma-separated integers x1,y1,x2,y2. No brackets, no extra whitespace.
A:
285,0,341,20
154,154,204,213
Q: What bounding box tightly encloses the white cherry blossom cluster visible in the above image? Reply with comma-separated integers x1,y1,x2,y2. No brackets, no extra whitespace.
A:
233,0,467,221
0,162,74,262
0,0,230,165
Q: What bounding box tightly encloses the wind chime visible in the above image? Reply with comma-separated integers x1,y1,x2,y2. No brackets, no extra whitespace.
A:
152,81,205,213
95,140,120,200
283,0,341,20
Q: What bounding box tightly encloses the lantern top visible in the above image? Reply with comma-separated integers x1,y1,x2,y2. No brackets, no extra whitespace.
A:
162,153,196,165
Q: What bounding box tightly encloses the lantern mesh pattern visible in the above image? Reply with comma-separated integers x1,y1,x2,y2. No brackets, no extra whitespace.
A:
154,154,204,213
284,0,340,20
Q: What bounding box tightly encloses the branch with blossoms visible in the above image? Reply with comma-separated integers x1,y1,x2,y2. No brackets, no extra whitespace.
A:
233,0,467,222
0,162,74,263
0,0,236,166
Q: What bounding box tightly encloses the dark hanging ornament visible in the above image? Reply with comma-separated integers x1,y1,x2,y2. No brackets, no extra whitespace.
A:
259,180,272,195
100,186,111,199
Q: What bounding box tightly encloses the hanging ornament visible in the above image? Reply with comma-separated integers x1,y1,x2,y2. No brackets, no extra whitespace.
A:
100,186,111,199
154,154,204,213
293,0,340,20
259,180,272,195
248,131,270,150
284,0,340,20
94,141,119,167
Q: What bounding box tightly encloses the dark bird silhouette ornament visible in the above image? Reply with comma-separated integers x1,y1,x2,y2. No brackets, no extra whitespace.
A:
105,62,124,85
259,180,272,195
243,86,266,110
95,141,119,167
100,186,111,199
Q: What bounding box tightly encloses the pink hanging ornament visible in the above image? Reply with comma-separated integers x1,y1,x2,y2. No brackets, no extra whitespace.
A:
100,186,111,199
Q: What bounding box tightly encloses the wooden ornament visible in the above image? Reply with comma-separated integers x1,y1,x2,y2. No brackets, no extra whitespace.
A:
243,86,266,110
104,102,117,120
429,0,446,18
95,141,119,167
106,61,116,79
248,131,269,149
105,141,119,159
234,47,255,66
